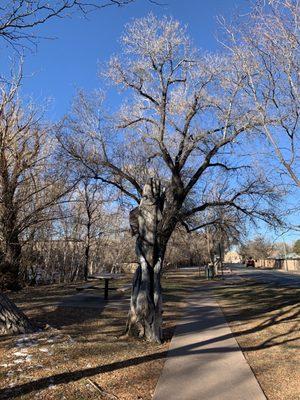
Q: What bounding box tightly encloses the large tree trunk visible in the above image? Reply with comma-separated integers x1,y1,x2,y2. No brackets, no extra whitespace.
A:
0,230,36,336
0,236,22,290
0,194,21,289
0,292,35,335
126,179,167,343
126,245,165,343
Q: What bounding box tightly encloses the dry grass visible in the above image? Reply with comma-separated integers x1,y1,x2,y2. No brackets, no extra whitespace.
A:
0,271,202,400
214,280,300,400
1,271,299,400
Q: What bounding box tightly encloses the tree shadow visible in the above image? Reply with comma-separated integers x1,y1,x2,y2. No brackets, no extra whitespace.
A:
28,290,130,330
0,311,254,399
211,280,300,350
2,272,299,399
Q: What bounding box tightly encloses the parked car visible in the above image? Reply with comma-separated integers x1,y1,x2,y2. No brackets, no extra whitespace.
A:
246,257,255,268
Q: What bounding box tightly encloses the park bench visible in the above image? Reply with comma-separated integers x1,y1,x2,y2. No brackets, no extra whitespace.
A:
75,283,100,291
116,284,132,293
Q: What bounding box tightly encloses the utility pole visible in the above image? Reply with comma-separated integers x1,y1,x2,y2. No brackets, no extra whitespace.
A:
283,241,288,271
219,242,223,276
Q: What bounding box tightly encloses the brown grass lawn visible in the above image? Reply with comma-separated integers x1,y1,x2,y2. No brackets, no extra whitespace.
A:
213,279,300,400
0,272,299,400
0,272,201,400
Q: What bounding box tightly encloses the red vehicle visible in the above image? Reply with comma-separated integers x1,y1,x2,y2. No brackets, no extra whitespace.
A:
246,257,255,268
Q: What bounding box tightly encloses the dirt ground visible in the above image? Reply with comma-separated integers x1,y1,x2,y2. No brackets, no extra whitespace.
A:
213,279,300,400
0,271,201,400
1,271,299,400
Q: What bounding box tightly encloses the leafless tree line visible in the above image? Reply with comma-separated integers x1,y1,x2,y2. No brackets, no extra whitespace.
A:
58,12,288,341
220,0,300,188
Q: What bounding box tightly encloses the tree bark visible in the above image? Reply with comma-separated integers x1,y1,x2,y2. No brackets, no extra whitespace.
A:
0,229,36,336
126,243,165,343
0,235,22,290
0,292,35,335
84,223,91,281
126,178,166,343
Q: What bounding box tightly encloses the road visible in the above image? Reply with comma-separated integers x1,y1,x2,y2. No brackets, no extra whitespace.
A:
230,264,300,288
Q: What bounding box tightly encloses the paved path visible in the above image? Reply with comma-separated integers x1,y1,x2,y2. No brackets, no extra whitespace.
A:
231,264,300,288
153,290,266,400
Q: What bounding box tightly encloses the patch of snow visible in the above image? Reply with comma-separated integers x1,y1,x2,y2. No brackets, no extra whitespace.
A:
13,359,24,364
13,350,28,357
15,338,38,348
39,347,49,353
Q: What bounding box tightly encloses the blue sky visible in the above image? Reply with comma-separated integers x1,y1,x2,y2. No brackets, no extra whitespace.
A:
1,0,298,243
3,0,249,120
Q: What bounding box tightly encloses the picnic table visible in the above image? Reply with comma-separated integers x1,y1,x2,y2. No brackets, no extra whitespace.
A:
87,273,124,300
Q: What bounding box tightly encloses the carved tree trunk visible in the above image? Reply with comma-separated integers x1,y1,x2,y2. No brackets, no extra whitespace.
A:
126,179,167,343
0,292,35,335
126,257,164,343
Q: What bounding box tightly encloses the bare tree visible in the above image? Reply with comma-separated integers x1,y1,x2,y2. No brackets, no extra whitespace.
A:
221,0,300,187
70,179,110,280
60,15,282,342
0,72,72,289
0,71,74,335
293,239,300,255
0,0,136,49
238,236,274,260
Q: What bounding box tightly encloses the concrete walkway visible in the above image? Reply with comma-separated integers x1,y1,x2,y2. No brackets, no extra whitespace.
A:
231,264,300,288
153,290,266,400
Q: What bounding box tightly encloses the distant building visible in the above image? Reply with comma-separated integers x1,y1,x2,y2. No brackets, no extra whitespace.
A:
274,252,300,260
224,251,242,263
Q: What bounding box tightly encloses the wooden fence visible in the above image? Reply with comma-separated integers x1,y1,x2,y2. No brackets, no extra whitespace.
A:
255,258,300,272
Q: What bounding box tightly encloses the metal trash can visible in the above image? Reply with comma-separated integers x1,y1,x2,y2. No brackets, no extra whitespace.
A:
205,264,215,279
